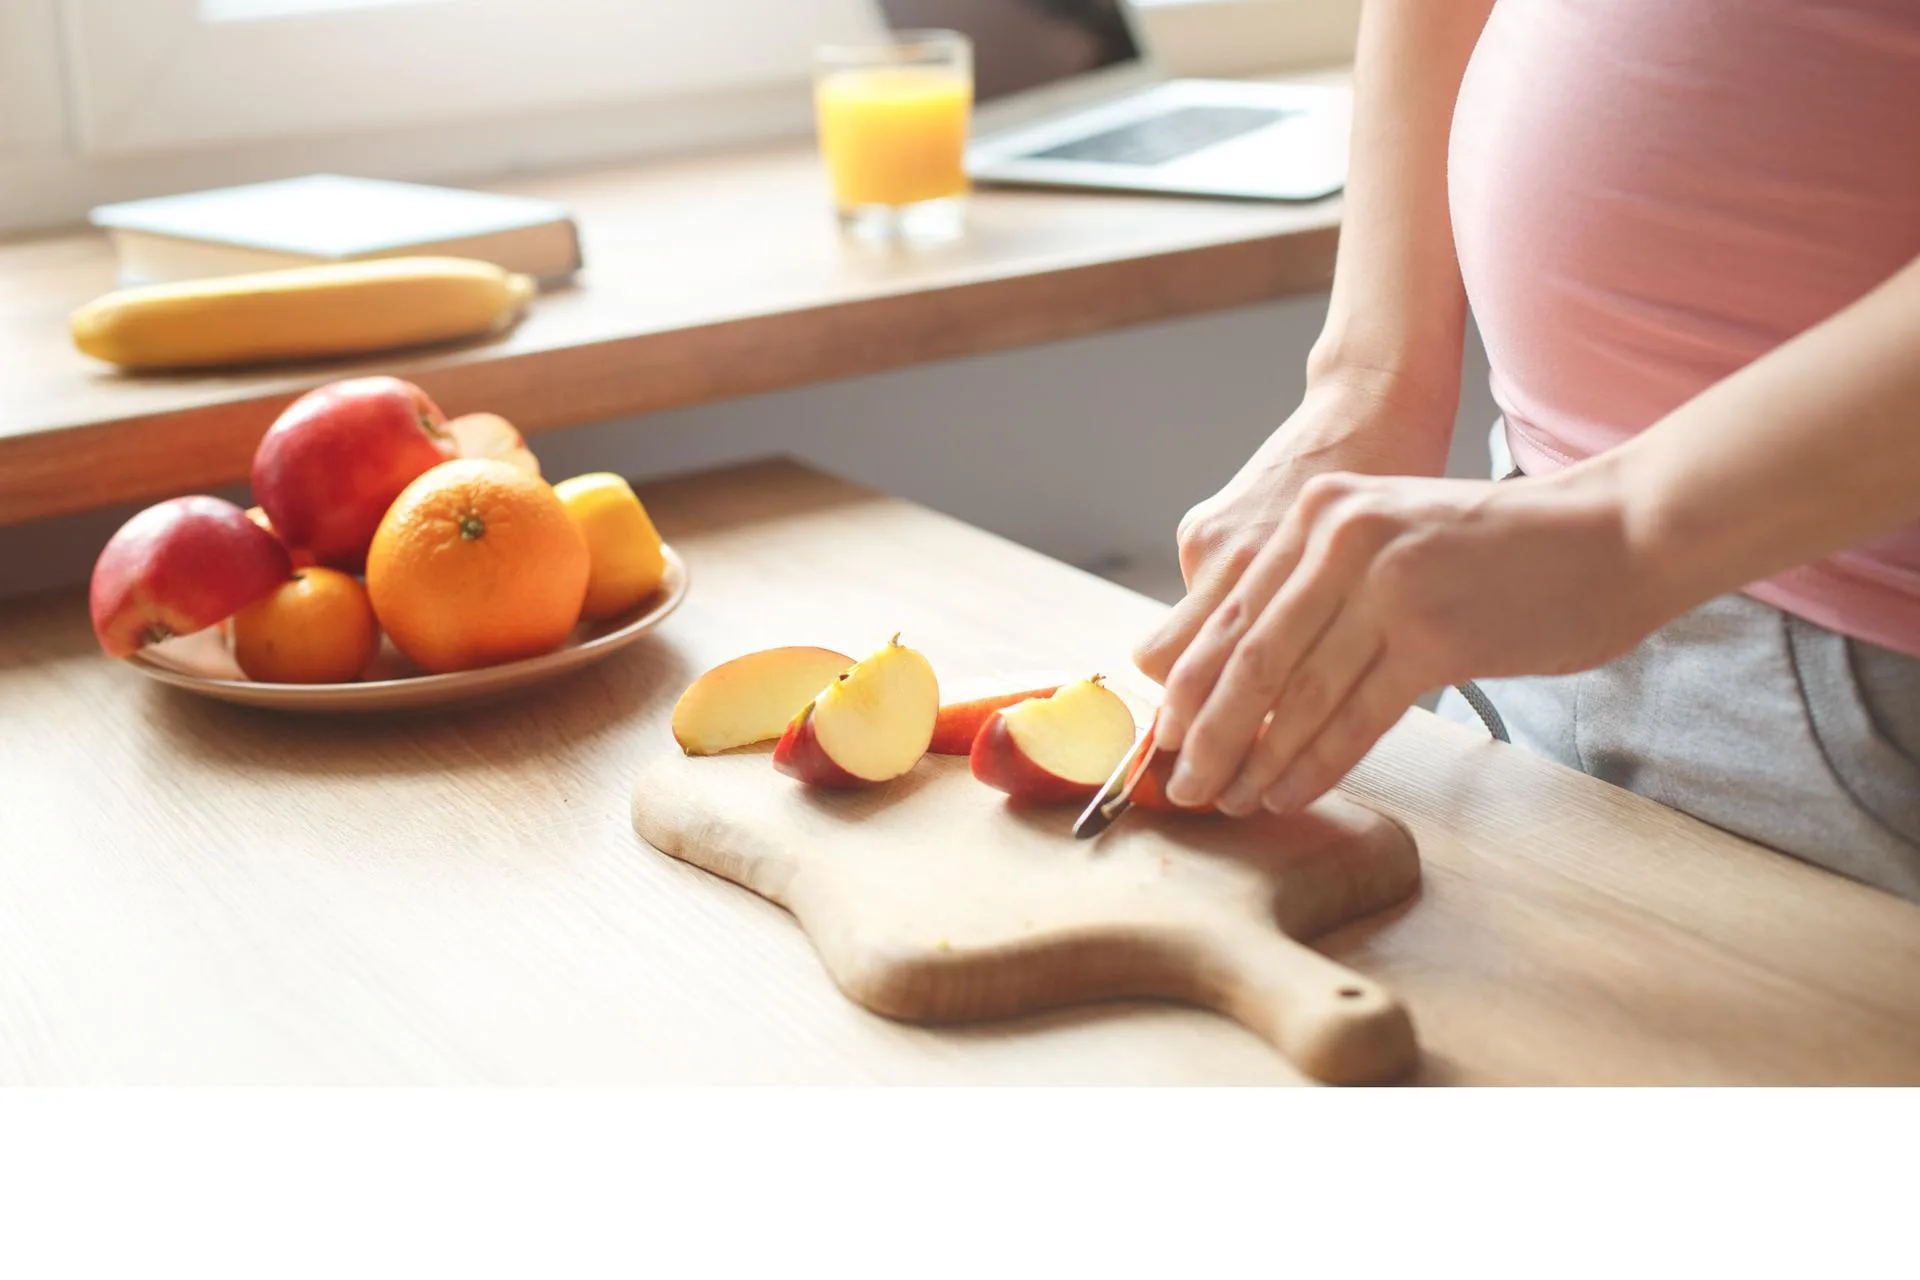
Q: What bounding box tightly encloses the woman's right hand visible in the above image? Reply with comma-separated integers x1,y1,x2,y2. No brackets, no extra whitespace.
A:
1133,372,1458,686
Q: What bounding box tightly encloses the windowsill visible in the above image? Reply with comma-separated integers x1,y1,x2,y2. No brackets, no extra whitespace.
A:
0,66,1349,530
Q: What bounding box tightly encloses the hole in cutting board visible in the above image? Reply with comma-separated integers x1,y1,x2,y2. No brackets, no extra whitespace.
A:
1338,986,1363,999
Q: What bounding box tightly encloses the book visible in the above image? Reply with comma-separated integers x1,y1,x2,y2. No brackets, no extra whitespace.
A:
89,173,583,287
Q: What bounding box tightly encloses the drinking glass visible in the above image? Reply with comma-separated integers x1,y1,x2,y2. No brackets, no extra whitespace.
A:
813,29,973,243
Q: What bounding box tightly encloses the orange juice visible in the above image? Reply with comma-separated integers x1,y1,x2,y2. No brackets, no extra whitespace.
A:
814,66,972,209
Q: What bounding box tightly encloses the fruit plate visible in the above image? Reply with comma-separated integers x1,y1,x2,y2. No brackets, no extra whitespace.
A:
124,545,688,713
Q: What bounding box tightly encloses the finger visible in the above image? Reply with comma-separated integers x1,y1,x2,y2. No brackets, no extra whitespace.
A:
1214,598,1384,817
1132,540,1256,686
1161,539,1351,809
1152,479,1355,753
1260,659,1421,815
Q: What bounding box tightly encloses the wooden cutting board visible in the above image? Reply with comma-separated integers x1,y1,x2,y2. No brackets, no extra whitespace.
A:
630,750,1423,1084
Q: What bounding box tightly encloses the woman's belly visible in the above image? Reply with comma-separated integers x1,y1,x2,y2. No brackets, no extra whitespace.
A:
1448,0,1920,656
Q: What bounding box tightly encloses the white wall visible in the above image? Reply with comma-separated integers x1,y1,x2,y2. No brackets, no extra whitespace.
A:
0,292,1497,606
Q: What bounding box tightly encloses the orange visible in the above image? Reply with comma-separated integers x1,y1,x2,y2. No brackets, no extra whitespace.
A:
365,458,589,674
230,567,381,684
552,472,666,622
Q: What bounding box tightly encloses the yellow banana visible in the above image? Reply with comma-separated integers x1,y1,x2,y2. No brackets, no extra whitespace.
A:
70,255,536,371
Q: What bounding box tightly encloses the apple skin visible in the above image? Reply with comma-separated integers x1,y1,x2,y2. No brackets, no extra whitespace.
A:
772,702,869,789
969,710,1103,805
1125,749,1215,815
929,685,1059,755
89,495,293,658
1123,714,1213,815
250,376,455,572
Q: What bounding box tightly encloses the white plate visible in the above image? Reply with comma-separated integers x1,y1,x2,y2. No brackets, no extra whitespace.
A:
126,545,688,713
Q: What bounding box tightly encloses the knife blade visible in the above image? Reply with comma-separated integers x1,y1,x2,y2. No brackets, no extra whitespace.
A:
1072,717,1159,840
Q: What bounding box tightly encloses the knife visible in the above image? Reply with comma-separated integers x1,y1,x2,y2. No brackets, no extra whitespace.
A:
1072,679,1508,842
1072,715,1159,840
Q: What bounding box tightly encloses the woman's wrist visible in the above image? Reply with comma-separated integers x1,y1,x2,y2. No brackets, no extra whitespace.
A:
1532,451,1701,640
1303,339,1461,416
1282,356,1461,479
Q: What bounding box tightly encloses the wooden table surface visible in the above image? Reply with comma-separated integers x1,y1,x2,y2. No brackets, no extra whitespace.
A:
5,458,1918,1085
0,137,1338,530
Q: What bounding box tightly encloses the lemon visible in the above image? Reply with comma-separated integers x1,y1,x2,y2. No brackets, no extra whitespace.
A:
552,472,666,622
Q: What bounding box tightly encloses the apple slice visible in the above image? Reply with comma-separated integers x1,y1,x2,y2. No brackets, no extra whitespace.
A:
928,675,1065,755
447,411,541,477
970,675,1137,804
773,635,939,788
671,646,855,755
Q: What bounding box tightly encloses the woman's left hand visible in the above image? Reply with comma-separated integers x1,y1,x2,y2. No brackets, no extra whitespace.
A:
1149,462,1669,816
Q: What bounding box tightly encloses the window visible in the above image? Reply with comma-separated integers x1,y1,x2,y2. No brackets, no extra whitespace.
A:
60,0,853,156
1,0,1353,236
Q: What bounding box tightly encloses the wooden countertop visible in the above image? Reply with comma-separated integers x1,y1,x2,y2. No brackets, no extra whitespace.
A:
0,143,1338,530
6,458,1918,1085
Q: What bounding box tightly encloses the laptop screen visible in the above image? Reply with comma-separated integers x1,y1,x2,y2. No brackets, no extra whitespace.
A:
873,1,1142,105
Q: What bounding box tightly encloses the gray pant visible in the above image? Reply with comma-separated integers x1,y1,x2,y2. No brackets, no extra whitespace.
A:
1435,427,1920,902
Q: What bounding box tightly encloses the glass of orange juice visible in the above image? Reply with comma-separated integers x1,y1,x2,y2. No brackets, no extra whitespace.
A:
814,29,973,243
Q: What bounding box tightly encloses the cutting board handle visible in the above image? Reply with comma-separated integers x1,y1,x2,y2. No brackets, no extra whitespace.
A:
1194,922,1417,1086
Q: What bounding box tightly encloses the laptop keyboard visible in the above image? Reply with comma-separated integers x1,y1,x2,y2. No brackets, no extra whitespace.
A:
1024,105,1292,168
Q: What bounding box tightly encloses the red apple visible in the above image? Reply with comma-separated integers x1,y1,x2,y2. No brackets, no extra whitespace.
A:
671,645,855,755
970,675,1137,804
251,376,456,572
928,675,1064,755
773,635,939,788
89,495,293,658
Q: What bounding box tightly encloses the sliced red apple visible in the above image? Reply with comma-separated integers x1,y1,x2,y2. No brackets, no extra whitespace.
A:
928,674,1066,755
1125,749,1214,815
447,412,541,477
671,646,855,755
773,635,939,788
970,675,1137,804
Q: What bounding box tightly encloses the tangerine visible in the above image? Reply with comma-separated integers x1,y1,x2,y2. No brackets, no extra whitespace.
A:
230,567,380,684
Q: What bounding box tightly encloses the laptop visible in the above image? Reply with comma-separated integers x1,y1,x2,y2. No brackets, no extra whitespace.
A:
871,0,1349,202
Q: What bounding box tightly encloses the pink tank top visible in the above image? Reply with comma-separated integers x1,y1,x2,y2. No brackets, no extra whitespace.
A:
1449,0,1920,659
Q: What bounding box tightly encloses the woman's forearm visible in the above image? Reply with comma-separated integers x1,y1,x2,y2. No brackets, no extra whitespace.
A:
1307,0,1496,427
1580,252,1920,620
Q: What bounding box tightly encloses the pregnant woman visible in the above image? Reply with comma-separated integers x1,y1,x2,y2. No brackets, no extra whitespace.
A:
1134,0,1920,900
